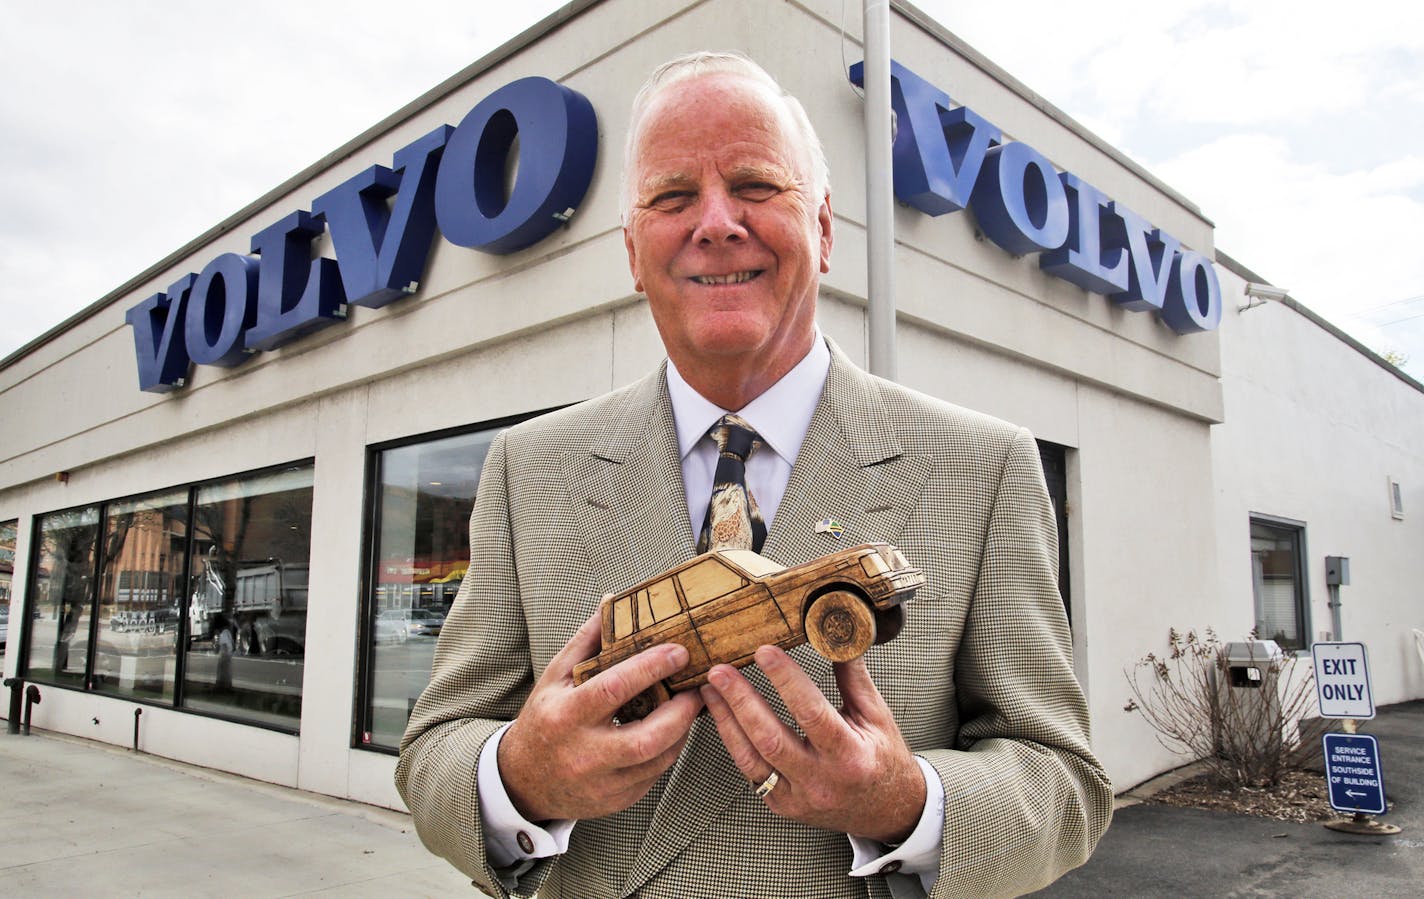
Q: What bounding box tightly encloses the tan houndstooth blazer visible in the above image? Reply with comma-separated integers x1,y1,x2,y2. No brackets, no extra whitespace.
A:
396,338,1112,899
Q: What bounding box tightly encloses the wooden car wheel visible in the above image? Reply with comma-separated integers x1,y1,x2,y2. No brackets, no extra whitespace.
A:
805,590,876,662
618,680,671,722
873,604,905,645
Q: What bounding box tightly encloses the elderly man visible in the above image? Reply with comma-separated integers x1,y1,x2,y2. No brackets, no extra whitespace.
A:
397,52,1112,898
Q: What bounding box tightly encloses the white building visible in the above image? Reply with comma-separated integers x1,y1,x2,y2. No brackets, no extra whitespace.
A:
1,0,1419,809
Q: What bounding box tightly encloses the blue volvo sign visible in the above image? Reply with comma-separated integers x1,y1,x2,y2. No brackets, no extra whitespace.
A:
126,76,597,393
128,59,1216,394
1323,733,1388,815
849,59,1221,336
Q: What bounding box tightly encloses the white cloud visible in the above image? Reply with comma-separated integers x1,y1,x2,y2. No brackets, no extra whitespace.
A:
1154,135,1424,303
1151,132,1424,369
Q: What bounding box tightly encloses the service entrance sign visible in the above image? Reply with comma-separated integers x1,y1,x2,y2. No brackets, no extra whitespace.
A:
1323,733,1388,815
1312,641,1375,719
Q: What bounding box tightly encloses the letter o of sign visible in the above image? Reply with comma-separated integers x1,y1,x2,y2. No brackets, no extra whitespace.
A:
971,141,1070,256
185,253,260,367
434,77,598,254
1162,251,1222,334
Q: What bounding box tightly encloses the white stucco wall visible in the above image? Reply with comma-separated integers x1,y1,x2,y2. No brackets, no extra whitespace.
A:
1211,264,1424,708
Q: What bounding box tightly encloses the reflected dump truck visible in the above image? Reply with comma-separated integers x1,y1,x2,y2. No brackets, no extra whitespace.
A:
190,553,309,655
572,542,923,720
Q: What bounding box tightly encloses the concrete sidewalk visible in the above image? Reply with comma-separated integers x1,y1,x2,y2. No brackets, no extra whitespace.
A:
1,702,1419,896
0,731,469,897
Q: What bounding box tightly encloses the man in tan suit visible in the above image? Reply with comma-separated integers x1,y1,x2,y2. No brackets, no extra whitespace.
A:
397,52,1112,898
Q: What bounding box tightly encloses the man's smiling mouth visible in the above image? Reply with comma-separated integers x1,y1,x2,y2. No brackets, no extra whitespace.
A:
690,271,763,285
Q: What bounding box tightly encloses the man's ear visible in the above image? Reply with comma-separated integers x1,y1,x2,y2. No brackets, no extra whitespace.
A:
818,194,834,274
624,226,644,293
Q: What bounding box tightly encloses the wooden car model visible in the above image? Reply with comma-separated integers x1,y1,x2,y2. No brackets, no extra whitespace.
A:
571,543,923,720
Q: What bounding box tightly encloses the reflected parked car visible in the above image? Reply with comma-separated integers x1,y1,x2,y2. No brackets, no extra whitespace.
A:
0,604,8,649
375,608,445,643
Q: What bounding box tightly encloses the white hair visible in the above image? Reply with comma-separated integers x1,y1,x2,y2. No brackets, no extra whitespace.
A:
620,51,831,222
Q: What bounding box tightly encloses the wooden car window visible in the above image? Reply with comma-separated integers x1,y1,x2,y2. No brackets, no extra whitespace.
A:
613,596,634,639
636,589,653,630
720,549,783,577
679,557,745,606
648,578,682,621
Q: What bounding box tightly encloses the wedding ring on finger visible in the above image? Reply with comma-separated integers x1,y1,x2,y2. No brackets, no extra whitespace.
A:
753,770,780,799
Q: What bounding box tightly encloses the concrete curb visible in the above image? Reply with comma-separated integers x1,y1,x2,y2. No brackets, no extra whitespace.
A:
1112,759,1211,810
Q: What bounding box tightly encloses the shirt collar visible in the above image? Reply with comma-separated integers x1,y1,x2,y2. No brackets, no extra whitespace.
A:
666,327,831,466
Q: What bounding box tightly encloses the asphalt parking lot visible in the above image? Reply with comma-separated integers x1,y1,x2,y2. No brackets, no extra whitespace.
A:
1034,700,1423,897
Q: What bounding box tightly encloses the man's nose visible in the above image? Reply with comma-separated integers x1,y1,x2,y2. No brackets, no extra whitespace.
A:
691,187,748,244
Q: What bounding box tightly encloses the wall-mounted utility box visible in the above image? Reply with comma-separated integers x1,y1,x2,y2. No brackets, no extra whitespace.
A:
1325,556,1350,586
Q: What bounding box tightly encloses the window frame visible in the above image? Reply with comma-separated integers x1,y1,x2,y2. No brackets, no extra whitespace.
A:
1247,513,1312,653
178,462,316,732
89,486,194,705
17,460,315,735
354,411,551,755
0,519,16,650
19,501,102,689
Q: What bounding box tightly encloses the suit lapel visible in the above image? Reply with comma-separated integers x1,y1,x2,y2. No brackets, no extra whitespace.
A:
621,340,932,894
560,365,696,596
764,341,932,567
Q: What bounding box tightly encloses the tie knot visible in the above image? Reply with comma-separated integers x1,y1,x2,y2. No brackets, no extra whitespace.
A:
709,414,761,463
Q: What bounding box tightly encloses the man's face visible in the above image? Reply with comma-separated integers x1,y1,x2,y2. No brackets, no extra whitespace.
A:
624,74,832,388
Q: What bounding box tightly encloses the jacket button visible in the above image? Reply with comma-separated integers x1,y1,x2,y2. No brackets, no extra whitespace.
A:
879,860,903,875
517,830,535,854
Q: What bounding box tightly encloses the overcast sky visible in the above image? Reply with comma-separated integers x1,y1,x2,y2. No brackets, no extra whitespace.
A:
3,0,1421,373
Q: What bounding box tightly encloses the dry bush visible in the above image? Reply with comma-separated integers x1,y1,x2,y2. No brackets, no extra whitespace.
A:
1124,628,1320,789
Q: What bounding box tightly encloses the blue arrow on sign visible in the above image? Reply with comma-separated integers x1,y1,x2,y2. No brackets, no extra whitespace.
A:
1323,733,1388,816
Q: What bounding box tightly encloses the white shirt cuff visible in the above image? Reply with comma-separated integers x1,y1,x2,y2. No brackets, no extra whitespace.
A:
846,756,944,891
477,722,577,868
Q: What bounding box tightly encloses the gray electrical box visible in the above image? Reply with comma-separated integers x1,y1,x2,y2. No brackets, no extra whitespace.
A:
1325,556,1350,586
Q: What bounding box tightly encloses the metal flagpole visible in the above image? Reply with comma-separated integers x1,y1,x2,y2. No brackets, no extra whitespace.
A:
863,0,897,381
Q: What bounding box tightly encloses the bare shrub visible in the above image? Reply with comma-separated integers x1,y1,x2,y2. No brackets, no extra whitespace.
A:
1124,628,1320,789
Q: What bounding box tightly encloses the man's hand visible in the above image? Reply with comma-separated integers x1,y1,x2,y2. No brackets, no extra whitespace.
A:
499,611,703,822
700,645,926,844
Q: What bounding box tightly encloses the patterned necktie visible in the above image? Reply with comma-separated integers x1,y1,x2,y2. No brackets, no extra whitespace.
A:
697,414,767,553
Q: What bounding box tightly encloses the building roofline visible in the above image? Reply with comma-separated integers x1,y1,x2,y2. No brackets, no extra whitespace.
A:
1215,248,1424,395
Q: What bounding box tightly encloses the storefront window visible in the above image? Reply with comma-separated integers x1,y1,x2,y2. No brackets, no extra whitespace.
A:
1249,517,1308,652
23,506,100,686
361,427,499,750
1,520,17,655
92,490,189,702
183,466,313,730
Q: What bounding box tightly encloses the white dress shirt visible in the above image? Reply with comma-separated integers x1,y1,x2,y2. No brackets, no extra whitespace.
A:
476,332,943,892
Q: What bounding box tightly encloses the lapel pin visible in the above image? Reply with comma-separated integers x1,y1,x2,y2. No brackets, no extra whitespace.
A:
814,518,845,538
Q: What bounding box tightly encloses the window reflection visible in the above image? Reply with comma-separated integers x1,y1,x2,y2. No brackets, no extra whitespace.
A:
363,428,497,750
183,466,313,730
1,520,17,654
92,491,188,702
25,507,100,685
1249,518,1306,652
